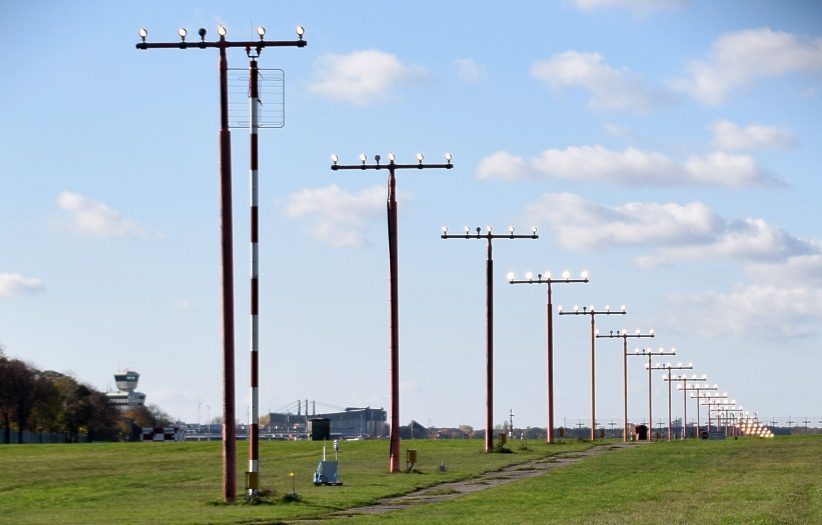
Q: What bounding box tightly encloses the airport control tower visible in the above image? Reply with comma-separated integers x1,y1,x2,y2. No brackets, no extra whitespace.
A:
106,370,147,409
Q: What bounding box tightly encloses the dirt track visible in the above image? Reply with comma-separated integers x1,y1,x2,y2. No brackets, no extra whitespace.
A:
289,442,635,522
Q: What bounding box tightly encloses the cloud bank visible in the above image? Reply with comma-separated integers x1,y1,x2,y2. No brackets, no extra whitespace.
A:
530,51,662,111
56,191,158,239
285,184,386,247
477,146,775,187
310,50,427,106
671,27,822,104
0,272,44,297
523,193,814,266
709,119,796,151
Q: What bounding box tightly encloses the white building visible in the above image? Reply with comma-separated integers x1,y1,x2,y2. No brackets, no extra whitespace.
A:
106,370,146,409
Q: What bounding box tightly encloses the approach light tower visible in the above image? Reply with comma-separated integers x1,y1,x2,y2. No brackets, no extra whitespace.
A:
507,270,589,444
441,225,539,452
678,379,715,438
331,153,453,473
558,305,627,441
669,374,707,439
630,347,676,441
595,328,655,442
650,361,693,441
136,23,307,503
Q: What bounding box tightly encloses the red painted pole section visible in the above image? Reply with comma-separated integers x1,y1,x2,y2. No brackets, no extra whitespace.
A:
485,238,494,453
590,314,596,441
387,168,400,473
218,45,237,503
622,337,628,443
546,284,554,444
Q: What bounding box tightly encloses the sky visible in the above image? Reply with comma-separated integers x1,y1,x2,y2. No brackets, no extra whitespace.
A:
1,0,821,431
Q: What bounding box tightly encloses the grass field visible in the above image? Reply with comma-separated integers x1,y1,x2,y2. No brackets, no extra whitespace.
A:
0,436,818,524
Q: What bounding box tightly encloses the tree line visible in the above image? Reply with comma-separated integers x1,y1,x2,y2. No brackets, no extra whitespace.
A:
0,348,172,444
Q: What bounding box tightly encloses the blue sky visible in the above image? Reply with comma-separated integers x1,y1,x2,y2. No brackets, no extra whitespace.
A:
2,0,821,430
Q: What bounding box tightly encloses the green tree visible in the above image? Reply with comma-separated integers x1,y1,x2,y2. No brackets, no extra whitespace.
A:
0,354,14,444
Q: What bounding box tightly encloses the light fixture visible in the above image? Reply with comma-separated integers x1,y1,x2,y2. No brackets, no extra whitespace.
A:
331,154,339,166
257,26,266,40
464,225,470,234
525,271,533,280
217,24,227,37
442,226,448,235
580,270,589,280
486,225,492,233
388,152,396,162
296,25,305,39
198,28,207,41
508,226,515,235
445,152,452,164
359,153,367,164
507,272,515,282
138,28,148,42
562,270,571,280
416,153,424,164
178,27,188,41
531,225,537,235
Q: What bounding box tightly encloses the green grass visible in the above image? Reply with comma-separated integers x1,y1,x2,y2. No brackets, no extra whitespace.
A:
0,438,589,524
0,436,818,524
345,436,822,524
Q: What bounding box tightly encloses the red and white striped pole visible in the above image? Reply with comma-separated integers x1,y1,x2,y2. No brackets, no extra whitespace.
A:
247,57,260,499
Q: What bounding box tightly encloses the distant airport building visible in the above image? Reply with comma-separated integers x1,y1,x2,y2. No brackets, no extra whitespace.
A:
267,402,387,439
105,370,146,410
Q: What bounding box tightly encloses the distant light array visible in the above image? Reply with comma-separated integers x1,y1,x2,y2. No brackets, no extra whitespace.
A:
737,419,775,438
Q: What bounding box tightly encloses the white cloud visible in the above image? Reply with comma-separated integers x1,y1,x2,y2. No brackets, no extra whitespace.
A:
309,49,427,106
56,191,157,239
573,0,687,13
523,193,814,268
284,184,386,247
639,218,815,268
530,51,661,111
476,146,773,187
603,122,640,140
683,151,777,186
667,284,822,338
0,272,44,297
530,145,679,184
672,27,822,105
666,249,822,339
745,253,822,288
175,299,194,312
475,151,527,180
524,193,719,250
709,119,796,151
454,58,485,83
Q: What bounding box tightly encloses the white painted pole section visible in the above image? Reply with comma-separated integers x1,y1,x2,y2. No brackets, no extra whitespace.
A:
247,58,260,497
